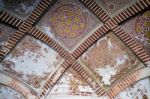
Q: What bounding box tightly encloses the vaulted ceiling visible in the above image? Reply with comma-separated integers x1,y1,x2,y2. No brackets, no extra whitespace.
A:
0,0,150,99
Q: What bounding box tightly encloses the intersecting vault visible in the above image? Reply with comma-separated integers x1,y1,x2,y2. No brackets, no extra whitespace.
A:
0,0,150,99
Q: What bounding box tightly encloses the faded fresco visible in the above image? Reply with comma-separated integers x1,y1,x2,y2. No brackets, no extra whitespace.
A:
46,67,98,98
37,0,101,51
121,11,150,54
80,32,144,86
0,35,63,92
96,0,138,16
2,0,40,20
0,23,16,51
0,84,24,99
46,67,150,99
115,78,150,99
49,67,97,96
0,0,150,98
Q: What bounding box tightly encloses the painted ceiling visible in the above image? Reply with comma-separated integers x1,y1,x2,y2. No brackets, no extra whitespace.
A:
0,0,150,99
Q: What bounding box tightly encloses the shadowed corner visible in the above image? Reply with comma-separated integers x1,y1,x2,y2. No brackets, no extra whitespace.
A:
0,0,4,11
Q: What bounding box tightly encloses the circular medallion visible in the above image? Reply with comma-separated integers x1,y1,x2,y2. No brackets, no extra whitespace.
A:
50,4,86,39
135,11,150,47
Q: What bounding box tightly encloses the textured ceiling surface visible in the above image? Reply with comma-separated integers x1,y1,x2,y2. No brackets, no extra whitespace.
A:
0,0,150,99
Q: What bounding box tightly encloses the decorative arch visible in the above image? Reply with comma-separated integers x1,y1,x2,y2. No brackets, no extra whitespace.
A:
107,67,150,98
0,71,39,99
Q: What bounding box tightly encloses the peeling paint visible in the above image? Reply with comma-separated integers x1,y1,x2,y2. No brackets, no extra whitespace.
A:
115,78,150,99
0,35,63,92
0,84,24,99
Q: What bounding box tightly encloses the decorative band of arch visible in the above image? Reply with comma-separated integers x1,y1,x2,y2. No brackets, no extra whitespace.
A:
25,0,54,26
39,60,70,97
79,0,110,22
72,25,109,59
0,11,23,28
112,26,150,64
107,67,150,99
112,0,150,25
28,27,75,62
104,18,118,29
72,61,105,96
0,18,34,62
0,29,27,62
0,71,38,99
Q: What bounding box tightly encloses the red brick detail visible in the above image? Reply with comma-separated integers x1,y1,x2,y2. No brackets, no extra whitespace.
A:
107,67,146,98
112,26,150,64
0,71,38,98
0,11,23,28
72,61,105,96
28,27,75,62
39,61,70,97
25,0,53,25
0,30,26,61
72,25,109,59
112,0,150,24
80,0,110,22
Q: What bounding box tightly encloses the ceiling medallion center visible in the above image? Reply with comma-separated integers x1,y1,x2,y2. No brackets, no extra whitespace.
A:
135,11,150,47
50,4,86,39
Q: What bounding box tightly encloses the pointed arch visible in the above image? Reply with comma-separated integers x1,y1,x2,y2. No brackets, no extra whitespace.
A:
107,67,150,98
0,71,39,99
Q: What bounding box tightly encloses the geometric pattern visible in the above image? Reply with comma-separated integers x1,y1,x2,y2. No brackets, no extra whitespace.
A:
121,11,150,54
37,0,101,50
50,4,86,39
0,0,150,99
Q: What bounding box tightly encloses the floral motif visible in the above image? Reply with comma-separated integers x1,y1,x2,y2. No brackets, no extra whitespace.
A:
37,0,100,50
50,4,86,39
121,11,150,54
2,60,24,78
135,11,150,48
26,74,47,88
